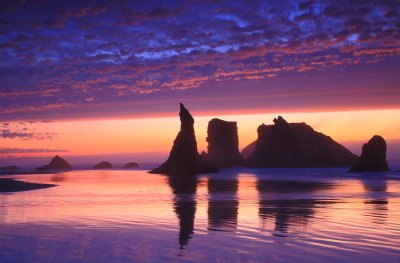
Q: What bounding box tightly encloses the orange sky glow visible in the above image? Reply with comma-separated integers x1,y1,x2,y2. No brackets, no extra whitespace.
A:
2,108,400,162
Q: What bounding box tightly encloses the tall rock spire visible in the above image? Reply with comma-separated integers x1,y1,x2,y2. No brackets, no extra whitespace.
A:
149,103,218,175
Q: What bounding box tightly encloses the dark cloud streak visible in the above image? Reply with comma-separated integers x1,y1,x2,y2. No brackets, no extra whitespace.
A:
0,122,57,140
0,148,69,154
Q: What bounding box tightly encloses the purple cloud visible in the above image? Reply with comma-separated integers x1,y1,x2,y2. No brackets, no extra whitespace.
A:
0,122,57,140
0,0,399,120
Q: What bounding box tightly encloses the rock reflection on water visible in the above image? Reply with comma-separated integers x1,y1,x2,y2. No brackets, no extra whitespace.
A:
167,175,241,248
167,175,198,249
0,169,400,262
207,177,239,232
256,180,336,235
50,173,67,182
361,178,388,224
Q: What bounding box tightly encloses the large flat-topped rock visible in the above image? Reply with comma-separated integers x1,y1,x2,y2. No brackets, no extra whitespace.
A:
245,116,358,167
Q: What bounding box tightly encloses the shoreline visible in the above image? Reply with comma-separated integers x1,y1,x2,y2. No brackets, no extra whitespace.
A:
0,178,56,193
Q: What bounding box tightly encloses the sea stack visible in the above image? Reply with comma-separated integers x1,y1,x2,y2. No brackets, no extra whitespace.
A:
35,155,72,171
245,116,358,167
349,135,389,172
123,162,139,168
202,118,244,167
241,141,256,159
94,161,112,169
149,103,218,175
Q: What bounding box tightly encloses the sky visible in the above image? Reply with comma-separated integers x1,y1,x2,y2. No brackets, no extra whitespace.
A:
1,0,400,164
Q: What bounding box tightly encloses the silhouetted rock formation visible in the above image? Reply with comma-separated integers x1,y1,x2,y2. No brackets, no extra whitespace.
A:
241,141,256,159
35,155,72,171
349,135,389,172
94,161,112,169
245,116,358,167
123,162,139,168
202,119,244,167
0,166,18,171
149,103,218,175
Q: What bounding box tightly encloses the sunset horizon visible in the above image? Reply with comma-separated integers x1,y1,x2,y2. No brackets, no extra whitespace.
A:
1,1,400,165
2,106,400,165
1,1,400,262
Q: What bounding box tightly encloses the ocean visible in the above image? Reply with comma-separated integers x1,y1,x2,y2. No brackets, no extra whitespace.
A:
1,167,400,262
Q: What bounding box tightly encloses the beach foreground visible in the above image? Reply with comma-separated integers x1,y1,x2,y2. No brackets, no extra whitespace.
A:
0,168,399,262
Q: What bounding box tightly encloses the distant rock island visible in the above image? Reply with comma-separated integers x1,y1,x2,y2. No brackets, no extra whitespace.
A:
94,161,112,169
149,103,218,175
35,155,72,171
124,162,139,168
245,116,358,167
202,118,244,167
349,135,389,172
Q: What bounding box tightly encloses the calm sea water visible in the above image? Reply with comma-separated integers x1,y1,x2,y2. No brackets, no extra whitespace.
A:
1,167,400,263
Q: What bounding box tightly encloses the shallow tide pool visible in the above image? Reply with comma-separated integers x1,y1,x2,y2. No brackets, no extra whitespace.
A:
1,168,400,262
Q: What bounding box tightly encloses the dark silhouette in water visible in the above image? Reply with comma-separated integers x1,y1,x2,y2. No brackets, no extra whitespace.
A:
0,178,56,192
256,179,336,234
349,135,389,172
150,103,218,175
207,177,239,231
93,161,112,169
123,162,139,168
35,155,72,171
245,116,358,167
167,175,198,249
202,119,244,167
